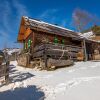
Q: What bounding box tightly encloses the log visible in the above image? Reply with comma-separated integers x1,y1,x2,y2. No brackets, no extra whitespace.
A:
17,53,30,67
47,58,74,69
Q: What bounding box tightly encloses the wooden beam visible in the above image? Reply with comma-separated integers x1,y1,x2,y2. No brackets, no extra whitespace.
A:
83,39,87,61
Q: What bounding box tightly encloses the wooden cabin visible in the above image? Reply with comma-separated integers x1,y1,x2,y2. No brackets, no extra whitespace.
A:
17,16,88,69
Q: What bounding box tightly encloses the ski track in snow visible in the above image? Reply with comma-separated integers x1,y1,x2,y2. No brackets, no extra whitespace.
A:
41,76,100,97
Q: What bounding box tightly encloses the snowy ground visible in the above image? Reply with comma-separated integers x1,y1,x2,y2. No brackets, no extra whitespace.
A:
0,61,100,100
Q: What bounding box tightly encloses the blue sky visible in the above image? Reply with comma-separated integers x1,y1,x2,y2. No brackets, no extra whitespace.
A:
0,0,100,49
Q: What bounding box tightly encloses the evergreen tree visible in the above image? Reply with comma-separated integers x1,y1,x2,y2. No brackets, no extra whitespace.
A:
91,25,100,36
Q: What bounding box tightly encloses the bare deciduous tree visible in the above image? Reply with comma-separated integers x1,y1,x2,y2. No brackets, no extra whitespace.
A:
72,8,100,32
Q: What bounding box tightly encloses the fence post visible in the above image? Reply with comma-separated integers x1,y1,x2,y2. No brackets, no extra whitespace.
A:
5,61,9,84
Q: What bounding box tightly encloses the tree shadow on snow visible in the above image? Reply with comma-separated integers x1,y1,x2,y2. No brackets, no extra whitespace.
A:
10,72,35,82
0,64,35,88
9,64,16,70
9,64,35,83
0,85,45,100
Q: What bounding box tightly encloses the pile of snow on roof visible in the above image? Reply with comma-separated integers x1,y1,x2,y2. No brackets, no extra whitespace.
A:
83,31,94,38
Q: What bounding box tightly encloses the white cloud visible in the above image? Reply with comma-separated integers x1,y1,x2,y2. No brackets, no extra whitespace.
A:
39,9,58,18
12,0,29,21
0,0,30,49
0,30,9,38
38,9,59,23
38,9,68,28
0,1,12,34
0,0,29,34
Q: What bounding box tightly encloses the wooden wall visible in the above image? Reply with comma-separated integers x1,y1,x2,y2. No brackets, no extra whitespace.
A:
23,30,82,54
34,31,82,46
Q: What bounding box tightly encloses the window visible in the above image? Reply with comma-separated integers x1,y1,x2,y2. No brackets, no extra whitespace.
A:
28,39,32,48
54,36,58,44
61,38,65,44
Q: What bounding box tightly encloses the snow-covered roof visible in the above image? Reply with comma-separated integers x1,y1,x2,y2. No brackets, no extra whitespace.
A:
81,31,100,43
18,16,100,43
23,16,83,40
24,16,73,32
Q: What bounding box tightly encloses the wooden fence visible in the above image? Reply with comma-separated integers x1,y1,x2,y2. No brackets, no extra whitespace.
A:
0,62,9,84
